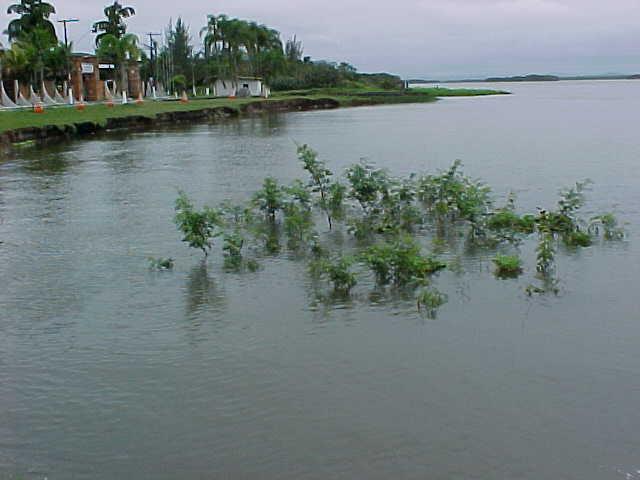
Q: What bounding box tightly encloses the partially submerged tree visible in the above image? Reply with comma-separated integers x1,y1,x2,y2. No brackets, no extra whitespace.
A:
175,192,223,256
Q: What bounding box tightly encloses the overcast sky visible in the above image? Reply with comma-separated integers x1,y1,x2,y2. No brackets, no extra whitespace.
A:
2,0,639,79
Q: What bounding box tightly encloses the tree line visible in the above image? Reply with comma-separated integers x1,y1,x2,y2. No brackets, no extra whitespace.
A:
1,0,401,92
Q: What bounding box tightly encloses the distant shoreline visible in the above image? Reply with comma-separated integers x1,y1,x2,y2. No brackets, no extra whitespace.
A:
409,74,640,84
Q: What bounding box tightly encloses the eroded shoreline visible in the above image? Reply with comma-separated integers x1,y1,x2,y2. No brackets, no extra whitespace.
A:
0,97,344,151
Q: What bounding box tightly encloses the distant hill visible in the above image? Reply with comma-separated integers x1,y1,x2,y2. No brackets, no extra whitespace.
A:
485,74,560,82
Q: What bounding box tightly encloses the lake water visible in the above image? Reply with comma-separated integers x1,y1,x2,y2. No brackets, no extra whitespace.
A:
1,80,639,480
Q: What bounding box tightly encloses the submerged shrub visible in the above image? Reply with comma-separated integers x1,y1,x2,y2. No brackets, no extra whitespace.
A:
254,222,281,254
416,287,448,316
223,232,245,269
558,180,591,219
220,200,256,226
297,144,337,229
327,182,347,220
246,259,260,272
487,210,535,234
175,192,223,256
361,236,446,286
253,177,284,221
281,181,315,248
589,213,625,240
169,147,627,309
379,177,422,233
148,257,174,270
563,230,592,247
536,231,556,275
417,160,491,223
493,254,523,278
323,256,358,294
346,161,390,213
283,202,314,248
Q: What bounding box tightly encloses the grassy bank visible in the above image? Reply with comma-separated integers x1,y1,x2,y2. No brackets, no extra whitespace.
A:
0,87,507,135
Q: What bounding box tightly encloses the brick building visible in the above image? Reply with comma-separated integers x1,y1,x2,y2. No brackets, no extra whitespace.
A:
70,53,142,101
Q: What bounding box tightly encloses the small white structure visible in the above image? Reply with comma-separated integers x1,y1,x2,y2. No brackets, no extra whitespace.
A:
213,77,269,98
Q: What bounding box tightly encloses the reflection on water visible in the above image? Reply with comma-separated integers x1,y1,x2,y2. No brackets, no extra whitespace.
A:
184,261,226,321
1,80,640,480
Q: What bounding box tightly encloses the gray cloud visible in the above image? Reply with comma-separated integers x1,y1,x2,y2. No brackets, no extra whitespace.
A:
3,0,638,78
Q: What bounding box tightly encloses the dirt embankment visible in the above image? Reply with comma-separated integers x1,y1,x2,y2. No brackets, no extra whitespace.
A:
0,97,341,150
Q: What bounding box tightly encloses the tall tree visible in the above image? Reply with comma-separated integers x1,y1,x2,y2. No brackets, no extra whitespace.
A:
166,18,193,77
285,35,303,63
5,0,57,42
200,14,221,59
13,27,57,86
199,14,285,82
92,1,136,46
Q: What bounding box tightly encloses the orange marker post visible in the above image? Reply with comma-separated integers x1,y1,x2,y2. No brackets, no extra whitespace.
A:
33,102,44,114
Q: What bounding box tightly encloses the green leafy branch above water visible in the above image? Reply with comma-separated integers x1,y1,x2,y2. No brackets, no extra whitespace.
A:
169,146,627,316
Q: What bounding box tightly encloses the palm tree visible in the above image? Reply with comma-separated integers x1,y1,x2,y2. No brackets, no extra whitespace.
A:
15,27,57,87
245,22,282,77
92,1,136,46
97,33,139,93
5,0,57,41
200,15,221,60
2,42,31,84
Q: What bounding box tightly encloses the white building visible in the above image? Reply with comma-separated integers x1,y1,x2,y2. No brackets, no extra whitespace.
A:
213,77,270,98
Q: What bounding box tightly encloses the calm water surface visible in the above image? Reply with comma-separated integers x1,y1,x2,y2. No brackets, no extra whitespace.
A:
1,80,639,479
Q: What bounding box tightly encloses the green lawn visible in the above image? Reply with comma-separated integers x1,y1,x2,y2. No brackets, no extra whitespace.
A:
0,87,508,134
0,97,257,133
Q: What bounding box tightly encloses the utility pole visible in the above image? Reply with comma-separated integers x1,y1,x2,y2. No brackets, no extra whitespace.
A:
145,33,161,87
57,19,79,48
57,19,79,84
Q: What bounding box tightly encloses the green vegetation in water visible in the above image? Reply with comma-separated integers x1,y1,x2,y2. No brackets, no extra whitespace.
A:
174,191,223,256
297,144,344,229
360,237,446,286
416,287,448,318
589,213,626,240
148,257,175,270
493,254,523,278
253,177,284,222
314,256,358,294
222,232,245,270
170,147,626,314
